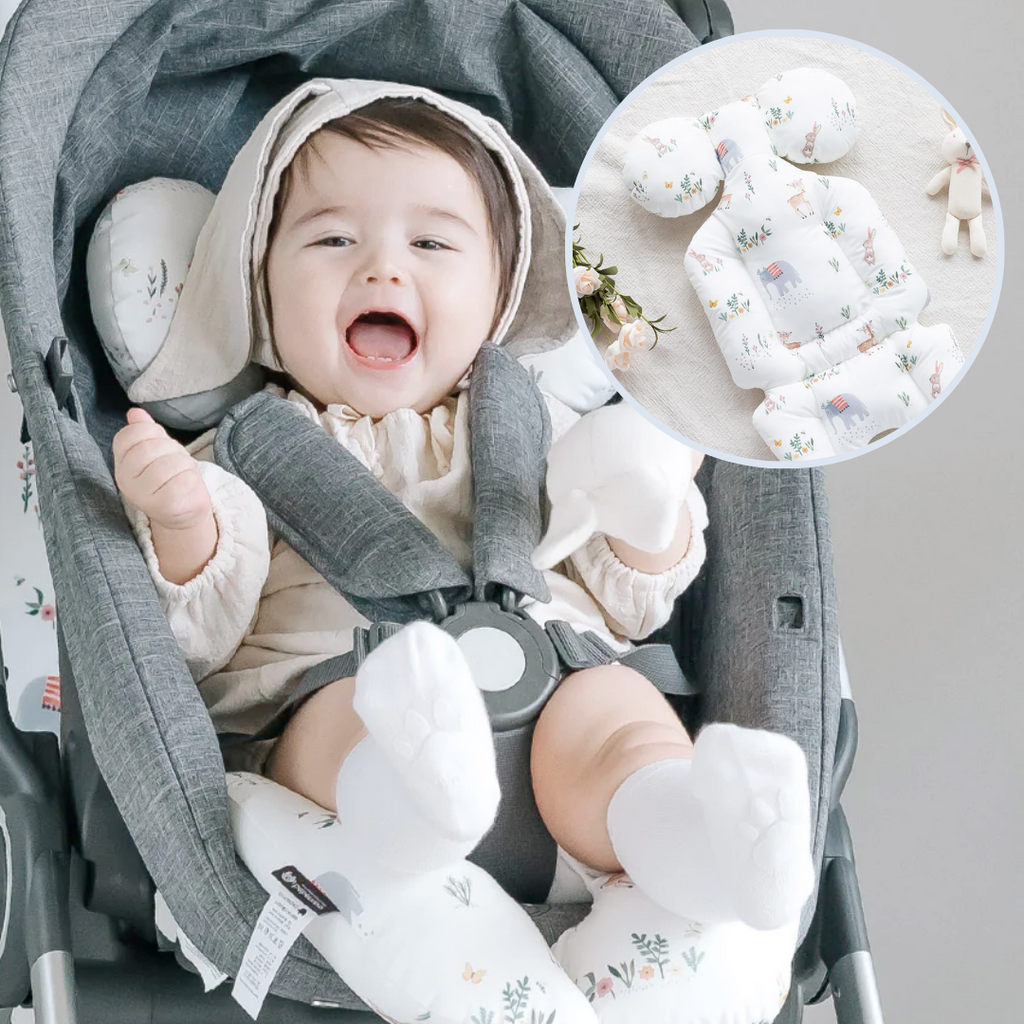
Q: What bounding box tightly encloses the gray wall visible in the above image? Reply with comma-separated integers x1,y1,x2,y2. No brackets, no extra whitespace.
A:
713,2,1023,1022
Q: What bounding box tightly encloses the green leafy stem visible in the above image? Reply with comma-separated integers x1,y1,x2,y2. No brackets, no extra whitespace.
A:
573,227,673,348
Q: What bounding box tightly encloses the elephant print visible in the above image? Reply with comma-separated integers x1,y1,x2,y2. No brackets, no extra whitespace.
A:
930,361,943,398
715,138,744,172
822,393,870,434
758,260,803,298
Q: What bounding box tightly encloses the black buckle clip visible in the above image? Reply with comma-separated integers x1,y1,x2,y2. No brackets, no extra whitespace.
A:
46,336,75,414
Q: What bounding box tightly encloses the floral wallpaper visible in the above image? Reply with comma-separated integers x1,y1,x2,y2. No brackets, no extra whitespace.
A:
0,318,61,736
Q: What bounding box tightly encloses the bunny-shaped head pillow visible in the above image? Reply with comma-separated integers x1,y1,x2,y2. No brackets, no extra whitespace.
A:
622,68,859,219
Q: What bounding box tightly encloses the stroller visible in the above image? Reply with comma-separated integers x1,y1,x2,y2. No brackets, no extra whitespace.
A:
0,0,882,1021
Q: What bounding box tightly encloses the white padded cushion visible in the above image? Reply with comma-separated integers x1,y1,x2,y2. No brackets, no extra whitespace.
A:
758,68,860,165
227,772,595,1024
552,865,797,1024
519,329,616,413
87,178,215,391
622,120,723,216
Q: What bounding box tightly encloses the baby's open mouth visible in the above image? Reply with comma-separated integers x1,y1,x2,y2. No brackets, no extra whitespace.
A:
345,311,418,364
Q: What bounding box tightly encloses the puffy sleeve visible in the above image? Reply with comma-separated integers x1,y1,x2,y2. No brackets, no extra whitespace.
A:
122,432,272,682
566,482,708,641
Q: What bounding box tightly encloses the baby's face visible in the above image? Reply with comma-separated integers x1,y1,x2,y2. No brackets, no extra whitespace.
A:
265,132,502,417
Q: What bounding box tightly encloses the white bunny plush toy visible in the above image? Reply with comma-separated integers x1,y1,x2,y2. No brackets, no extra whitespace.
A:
926,109,986,257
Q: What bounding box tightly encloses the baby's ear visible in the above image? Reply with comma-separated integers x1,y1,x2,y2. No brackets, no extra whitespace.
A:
756,68,860,164
622,118,723,217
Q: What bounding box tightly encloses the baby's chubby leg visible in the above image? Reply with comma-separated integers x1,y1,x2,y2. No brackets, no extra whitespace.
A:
531,666,814,929
268,622,500,875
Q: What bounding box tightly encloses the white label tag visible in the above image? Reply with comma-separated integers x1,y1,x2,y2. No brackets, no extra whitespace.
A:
178,928,229,993
231,886,311,1020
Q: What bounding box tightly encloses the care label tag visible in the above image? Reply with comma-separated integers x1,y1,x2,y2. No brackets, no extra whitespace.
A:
272,865,340,916
231,883,311,1020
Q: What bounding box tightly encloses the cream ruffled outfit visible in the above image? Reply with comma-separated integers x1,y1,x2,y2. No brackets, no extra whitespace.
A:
124,382,708,776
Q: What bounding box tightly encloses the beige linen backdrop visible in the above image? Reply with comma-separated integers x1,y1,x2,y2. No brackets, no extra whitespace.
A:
574,35,999,461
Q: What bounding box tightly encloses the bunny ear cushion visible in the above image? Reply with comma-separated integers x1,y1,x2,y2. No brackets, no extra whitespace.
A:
756,68,860,165
622,119,724,217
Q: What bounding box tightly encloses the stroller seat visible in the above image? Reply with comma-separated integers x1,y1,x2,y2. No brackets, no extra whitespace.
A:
0,0,880,1021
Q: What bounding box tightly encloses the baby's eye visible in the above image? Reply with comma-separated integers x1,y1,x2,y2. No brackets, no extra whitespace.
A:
317,236,353,248
413,239,450,251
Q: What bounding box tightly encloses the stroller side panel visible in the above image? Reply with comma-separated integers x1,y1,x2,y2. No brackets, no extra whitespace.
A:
679,460,842,938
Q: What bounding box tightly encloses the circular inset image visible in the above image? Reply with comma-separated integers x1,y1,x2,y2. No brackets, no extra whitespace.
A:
571,32,1002,464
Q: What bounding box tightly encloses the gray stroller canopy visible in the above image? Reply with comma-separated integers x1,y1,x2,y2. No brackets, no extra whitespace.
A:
0,0,839,1010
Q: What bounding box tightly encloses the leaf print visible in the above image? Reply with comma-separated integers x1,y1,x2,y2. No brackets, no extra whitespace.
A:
631,933,670,978
898,391,911,406
608,961,635,990
159,259,168,296
444,875,474,907
472,1009,495,1024
681,947,706,973
17,443,36,513
503,977,533,1021
582,973,597,1003
734,223,772,252
25,585,56,626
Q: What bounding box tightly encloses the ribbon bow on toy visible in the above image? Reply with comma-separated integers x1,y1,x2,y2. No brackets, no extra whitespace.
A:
955,155,980,173
532,402,698,570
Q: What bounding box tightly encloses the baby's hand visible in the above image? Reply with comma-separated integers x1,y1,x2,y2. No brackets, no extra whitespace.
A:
113,408,213,531
532,403,701,570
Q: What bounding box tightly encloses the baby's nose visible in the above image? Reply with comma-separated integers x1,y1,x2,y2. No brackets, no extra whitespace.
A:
364,269,404,285
361,247,407,286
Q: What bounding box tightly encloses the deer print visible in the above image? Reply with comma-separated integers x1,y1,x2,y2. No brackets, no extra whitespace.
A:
786,179,814,218
856,320,877,353
802,122,821,160
689,248,714,274
930,361,943,398
719,193,732,210
778,330,800,350
863,227,876,266
644,134,675,157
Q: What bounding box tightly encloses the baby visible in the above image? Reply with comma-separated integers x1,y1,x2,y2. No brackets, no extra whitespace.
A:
109,82,813,1009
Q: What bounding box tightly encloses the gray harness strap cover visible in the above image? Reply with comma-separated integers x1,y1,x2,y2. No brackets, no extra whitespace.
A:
213,344,693,901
